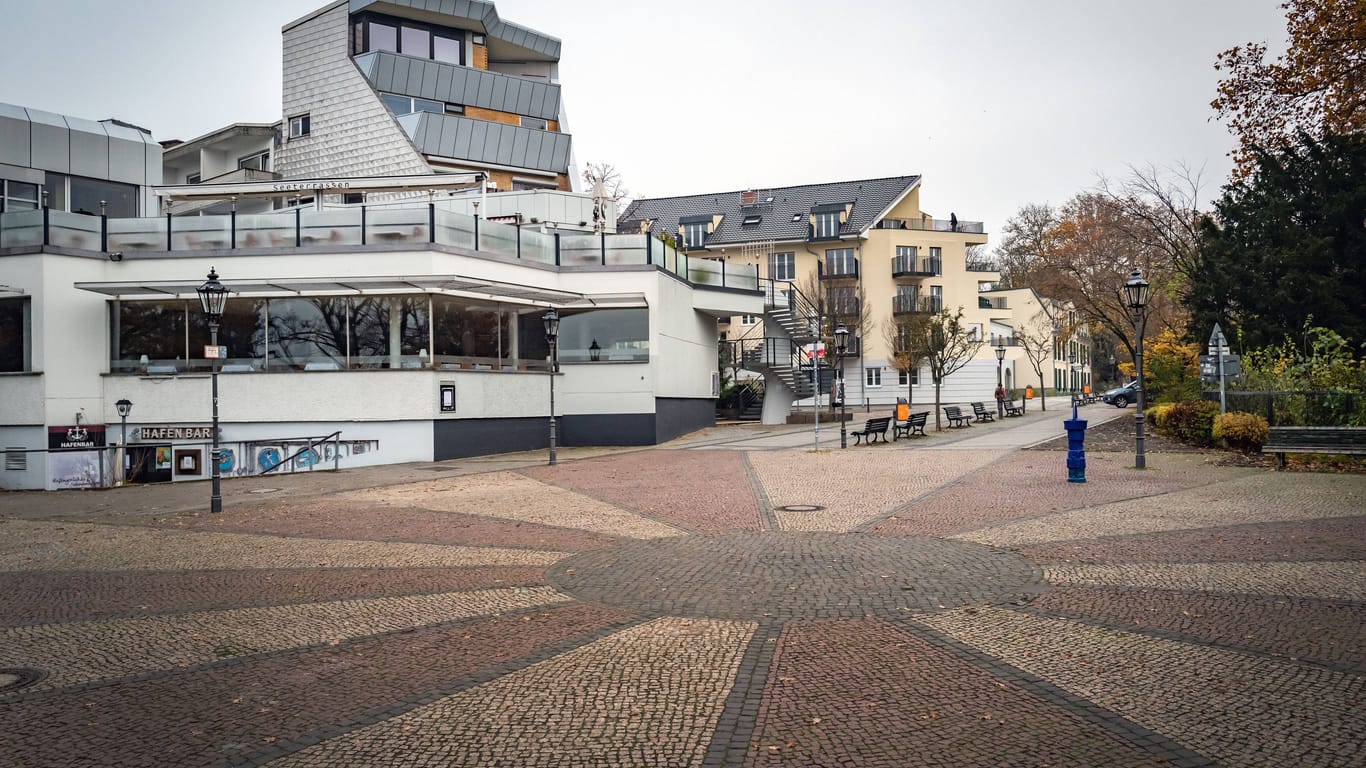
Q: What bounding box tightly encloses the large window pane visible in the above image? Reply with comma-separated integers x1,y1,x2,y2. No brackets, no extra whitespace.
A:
188,298,267,372
560,308,649,362
400,26,430,57
112,300,186,373
433,34,461,64
0,297,31,372
380,93,411,115
351,296,430,367
369,22,397,52
433,296,508,363
44,172,66,211
267,297,348,370
70,176,137,217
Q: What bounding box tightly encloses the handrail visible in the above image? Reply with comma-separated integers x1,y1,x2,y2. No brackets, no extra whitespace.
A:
260,430,343,474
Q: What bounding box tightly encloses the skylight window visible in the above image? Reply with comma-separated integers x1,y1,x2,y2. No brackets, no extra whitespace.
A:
742,215,761,226
791,213,803,222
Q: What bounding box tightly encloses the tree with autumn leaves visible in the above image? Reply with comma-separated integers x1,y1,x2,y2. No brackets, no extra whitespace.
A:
1211,0,1365,178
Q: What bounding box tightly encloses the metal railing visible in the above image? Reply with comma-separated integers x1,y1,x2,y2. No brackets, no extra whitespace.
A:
892,254,941,277
1203,390,1366,427
893,294,943,314
876,217,986,234
0,206,760,292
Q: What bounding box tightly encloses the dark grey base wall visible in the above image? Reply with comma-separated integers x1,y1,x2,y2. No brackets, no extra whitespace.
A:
432,400,715,460
434,417,550,460
654,398,715,443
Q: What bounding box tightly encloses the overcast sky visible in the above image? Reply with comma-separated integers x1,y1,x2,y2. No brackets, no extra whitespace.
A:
1,0,1289,236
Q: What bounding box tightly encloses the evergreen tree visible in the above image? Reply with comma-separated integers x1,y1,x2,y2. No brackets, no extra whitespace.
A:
1189,131,1366,350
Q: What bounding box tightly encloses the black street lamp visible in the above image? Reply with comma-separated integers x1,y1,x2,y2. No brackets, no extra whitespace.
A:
1123,268,1151,469
196,268,230,513
1069,351,1078,419
115,398,133,484
589,338,601,362
834,324,849,448
543,309,560,465
995,340,1006,418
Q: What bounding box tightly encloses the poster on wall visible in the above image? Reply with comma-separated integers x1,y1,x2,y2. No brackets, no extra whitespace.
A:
46,425,107,490
155,446,173,472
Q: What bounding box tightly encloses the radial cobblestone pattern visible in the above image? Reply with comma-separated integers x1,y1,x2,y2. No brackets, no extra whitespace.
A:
0,439,1362,768
548,532,1043,619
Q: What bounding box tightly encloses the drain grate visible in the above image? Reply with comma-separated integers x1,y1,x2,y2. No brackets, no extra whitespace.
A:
0,668,47,692
775,504,826,512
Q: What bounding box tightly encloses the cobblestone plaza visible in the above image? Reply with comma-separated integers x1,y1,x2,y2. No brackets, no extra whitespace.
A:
1,408,1362,767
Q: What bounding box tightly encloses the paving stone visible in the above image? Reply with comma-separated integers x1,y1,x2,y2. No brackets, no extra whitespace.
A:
920,606,1365,767
952,472,1366,548
0,586,572,692
1018,515,1366,563
340,471,686,539
0,519,565,572
269,617,753,768
1045,560,1365,600
548,532,1042,620
522,449,765,533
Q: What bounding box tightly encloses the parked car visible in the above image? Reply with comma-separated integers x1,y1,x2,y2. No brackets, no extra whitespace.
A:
1102,381,1141,407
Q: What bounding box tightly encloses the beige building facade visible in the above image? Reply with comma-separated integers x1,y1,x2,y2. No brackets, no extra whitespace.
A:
621,175,1089,413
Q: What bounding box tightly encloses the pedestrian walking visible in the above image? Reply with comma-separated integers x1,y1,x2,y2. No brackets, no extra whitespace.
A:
994,383,1006,418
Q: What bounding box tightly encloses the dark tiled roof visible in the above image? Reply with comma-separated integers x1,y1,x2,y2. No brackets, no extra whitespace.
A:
618,176,920,248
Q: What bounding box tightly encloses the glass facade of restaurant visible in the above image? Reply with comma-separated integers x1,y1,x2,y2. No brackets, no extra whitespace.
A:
109,296,649,373
0,297,31,372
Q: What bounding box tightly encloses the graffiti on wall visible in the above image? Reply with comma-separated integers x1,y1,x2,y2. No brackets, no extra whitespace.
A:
216,439,380,478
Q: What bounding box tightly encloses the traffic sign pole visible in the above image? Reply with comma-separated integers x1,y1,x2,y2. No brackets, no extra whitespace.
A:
1210,323,1228,414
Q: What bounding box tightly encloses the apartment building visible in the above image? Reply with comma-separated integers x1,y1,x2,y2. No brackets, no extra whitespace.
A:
622,176,1087,415
275,0,574,194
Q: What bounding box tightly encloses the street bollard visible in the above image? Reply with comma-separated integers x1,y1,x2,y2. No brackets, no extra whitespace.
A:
1064,417,1087,483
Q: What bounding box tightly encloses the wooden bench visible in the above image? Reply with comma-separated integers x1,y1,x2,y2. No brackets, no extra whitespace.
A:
893,411,929,439
1262,426,1366,470
971,401,996,423
1003,399,1024,417
851,416,891,445
944,406,973,428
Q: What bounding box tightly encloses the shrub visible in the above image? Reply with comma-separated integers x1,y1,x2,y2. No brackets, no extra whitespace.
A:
1147,403,1175,429
1155,400,1221,446
1212,411,1270,452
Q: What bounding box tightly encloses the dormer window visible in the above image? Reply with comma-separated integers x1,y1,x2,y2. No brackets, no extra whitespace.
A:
742,215,761,226
680,214,719,249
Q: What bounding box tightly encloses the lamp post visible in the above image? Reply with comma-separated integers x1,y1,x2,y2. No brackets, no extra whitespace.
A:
115,398,132,484
543,309,560,465
196,268,229,513
1124,268,1151,469
835,324,849,448
1069,351,1078,418
995,340,1006,418
589,339,601,362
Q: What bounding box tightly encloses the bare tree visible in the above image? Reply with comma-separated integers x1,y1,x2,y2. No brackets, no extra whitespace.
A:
906,307,986,431
992,203,1058,288
883,314,931,407
1013,305,1081,412
582,163,630,233
964,244,996,273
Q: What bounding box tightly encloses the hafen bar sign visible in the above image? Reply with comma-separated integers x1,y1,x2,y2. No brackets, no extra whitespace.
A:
49,424,106,450
138,426,215,440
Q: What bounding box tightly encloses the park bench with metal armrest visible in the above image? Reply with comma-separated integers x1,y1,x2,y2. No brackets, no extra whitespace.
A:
851,416,891,445
971,402,996,423
944,406,973,428
893,411,929,439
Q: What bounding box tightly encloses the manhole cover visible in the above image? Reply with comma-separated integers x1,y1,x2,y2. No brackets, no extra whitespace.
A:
247,488,280,494
775,504,825,512
548,531,1043,620
0,668,46,692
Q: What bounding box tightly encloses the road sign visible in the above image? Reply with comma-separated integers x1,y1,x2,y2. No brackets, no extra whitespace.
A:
1199,354,1241,381
1209,322,1228,349
204,345,227,359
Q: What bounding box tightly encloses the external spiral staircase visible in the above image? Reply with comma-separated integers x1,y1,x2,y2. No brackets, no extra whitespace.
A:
721,280,831,422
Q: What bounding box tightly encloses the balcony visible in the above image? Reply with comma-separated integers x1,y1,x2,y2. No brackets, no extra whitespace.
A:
977,296,1008,310
0,206,760,292
819,258,859,280
892,254,941,278
893,295,943,315
875,217,985,234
